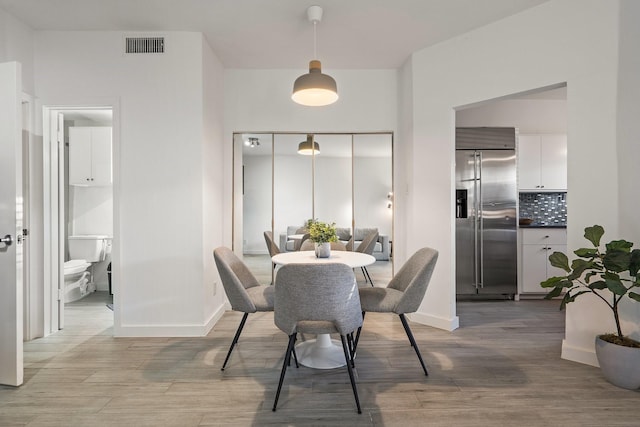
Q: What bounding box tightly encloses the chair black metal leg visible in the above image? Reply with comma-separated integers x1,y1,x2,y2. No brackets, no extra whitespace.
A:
273,334,297,412
353,312,365,352
347,333,356,368
399,314,428,376
221,312,249,371
340,335,362,414
361,266,374,286
289,334,299,368
291,348,299,368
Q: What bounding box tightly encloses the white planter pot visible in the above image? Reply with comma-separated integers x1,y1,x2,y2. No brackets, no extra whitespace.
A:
595,335,640,390
315,242,331,258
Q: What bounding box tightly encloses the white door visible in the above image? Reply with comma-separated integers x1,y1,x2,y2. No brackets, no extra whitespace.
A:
0,61,24,387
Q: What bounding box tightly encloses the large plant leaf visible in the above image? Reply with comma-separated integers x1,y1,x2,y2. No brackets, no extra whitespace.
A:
559,293,571,310
541,277,572,289
629,291,640,302
584,225,604,247
544,286,563,299
549,252,570,272
541,276,564,288
567,259,597,280
604,275,628,296
574,248,598,258
603,250,632,272
588,280,607,290
605,240,633,253
629,249,640,276
584,271,598,283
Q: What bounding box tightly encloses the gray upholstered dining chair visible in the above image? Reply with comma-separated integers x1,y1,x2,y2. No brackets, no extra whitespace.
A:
299,239,315,251
213,246,275,371
272,263,363,414
263,230,281,276
294,232,310,251
355,247,438,376
354,230,379,285
264,230,280,258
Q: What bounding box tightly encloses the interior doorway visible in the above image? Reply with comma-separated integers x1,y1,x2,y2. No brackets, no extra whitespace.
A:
42,105,116,335
454,84,568,305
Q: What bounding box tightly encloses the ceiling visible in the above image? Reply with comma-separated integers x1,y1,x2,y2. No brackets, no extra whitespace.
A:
0,0,549,69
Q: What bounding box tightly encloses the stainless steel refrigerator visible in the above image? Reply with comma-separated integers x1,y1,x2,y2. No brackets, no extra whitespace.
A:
455,127,517,297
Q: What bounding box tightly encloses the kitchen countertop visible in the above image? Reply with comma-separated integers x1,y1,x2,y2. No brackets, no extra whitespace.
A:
519,224,567,229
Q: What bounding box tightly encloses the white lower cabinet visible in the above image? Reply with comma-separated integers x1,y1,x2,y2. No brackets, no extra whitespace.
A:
519,228,567,294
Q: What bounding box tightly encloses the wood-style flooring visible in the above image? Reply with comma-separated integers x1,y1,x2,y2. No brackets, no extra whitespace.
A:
1,263,638,426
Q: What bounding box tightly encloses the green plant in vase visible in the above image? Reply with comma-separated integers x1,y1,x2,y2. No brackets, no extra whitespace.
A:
541,224,640,389
308,221,338,258
308,221,338,244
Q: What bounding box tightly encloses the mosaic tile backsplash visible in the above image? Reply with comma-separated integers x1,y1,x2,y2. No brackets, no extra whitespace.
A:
519,192,567,225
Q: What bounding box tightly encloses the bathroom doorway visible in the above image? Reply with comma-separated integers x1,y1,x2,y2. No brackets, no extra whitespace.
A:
42,104,116,334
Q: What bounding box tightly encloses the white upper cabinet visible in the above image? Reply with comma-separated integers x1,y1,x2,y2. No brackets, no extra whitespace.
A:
69,127,112,186
518,134,567,191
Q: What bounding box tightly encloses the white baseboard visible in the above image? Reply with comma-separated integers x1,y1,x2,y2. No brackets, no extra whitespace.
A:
408,311,460,332
561,339,599,367
114,304,227,337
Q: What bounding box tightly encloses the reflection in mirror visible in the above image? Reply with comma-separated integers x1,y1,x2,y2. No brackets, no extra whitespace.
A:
233,133,273,282
353,134,393,283
313,134,352,229
273,134,312,253
232,132,393,286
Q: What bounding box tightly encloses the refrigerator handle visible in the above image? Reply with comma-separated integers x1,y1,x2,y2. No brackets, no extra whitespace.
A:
473,152,479,290
478,151,484,289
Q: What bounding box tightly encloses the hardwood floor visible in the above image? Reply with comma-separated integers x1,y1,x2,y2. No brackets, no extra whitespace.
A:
2,285,638,425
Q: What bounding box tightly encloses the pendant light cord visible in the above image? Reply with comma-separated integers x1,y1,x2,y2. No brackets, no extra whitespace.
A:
313,20,317,59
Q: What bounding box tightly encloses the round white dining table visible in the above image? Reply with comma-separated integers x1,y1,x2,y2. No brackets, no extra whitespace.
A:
271,250,375,369
271,250,375,268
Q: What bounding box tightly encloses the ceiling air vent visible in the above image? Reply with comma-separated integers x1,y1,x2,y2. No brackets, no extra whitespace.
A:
125,37,165,54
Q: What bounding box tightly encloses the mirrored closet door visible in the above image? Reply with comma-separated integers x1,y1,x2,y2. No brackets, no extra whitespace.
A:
233,132,393,283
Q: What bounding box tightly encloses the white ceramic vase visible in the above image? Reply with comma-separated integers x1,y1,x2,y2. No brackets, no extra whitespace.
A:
595,335,640,390
315,242,331,258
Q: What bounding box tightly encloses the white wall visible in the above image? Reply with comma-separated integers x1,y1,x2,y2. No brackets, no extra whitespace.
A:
34,31,225,336
243,154,274,254
615,0,640,342
405,0,636,365
456,98,567,133
0,7,34,94
201,35,226,328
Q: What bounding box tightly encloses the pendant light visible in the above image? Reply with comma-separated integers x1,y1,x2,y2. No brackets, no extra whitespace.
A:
298,134,320,155
245,137,260,148
292,6,338,107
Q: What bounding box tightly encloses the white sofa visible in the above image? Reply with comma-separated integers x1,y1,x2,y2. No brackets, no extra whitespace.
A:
279,226,390,261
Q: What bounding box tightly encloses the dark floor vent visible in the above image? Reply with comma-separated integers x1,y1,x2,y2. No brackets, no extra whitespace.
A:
125,37,164,54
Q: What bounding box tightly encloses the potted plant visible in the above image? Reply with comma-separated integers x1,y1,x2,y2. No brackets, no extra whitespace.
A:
541,225,640,390
308,220,338,258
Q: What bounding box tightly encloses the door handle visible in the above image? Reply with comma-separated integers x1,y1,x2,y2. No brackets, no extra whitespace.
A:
1,234,13,246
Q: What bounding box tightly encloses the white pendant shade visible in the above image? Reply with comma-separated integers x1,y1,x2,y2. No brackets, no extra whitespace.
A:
291,6,338,107
292,60,338,107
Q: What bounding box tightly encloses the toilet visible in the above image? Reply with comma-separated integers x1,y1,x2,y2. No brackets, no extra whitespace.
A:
64,235,109,303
